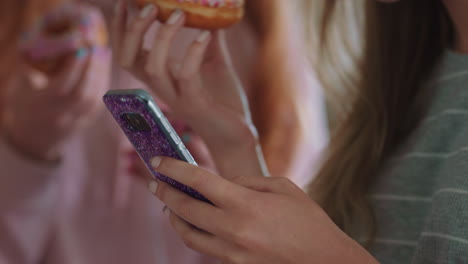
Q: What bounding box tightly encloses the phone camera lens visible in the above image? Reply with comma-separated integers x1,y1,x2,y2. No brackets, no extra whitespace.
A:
122,113,151,132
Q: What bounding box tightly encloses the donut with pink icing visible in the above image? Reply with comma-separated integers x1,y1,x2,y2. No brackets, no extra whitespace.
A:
134,0,245,29
20,2,108,73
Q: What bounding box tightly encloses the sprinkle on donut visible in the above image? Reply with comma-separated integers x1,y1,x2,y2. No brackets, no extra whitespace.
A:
171,0,244,8
135,0,245,29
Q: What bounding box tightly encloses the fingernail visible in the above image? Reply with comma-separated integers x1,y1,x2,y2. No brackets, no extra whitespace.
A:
151,156,162,168
148,180,158,194
75,48,88,58
196,30,211,43
169,63,182,78
139,4,155,18
167,9,183,25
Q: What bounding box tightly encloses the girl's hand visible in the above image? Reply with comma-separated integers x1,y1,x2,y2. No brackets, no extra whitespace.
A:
112,0,268,179
3,47,110,162
148,156,379,264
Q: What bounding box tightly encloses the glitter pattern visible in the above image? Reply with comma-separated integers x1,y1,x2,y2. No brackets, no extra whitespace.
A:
170,0,244,8
103,90,209,203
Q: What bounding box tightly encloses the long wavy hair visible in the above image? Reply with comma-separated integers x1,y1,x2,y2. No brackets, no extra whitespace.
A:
306,0,452,244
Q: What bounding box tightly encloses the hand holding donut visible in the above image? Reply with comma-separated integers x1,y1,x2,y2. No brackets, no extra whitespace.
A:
134,0,245,29
3,3,111,162
113,0,268,180
20,2,108,74
3,47,111,162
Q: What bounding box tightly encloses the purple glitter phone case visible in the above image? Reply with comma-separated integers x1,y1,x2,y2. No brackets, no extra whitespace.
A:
103,89,209,202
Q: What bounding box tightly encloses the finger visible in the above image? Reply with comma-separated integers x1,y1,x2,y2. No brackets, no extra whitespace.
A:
169,212,243,262
170,30,211,104
144,10,185,102
76,47,111,107
204,30,230,66
48,48,90,97
153,180,228,235
111,0,127,62
68,47,100,100
174,30,211,93
151,156,248,207
95,47,112,96
119,4,157,68
59,47,108,124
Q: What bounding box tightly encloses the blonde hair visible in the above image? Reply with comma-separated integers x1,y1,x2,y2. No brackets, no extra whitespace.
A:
302,0,364,128
306,0,452,244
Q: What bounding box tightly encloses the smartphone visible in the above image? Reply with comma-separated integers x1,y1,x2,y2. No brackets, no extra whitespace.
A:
103,89,209,202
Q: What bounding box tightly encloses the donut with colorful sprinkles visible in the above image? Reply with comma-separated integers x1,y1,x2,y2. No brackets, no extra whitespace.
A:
21,2,108,74
134,0,244,29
